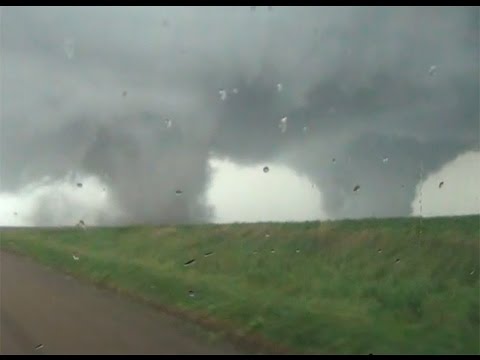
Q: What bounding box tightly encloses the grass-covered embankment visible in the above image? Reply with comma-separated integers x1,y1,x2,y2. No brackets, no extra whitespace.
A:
1,215,479,354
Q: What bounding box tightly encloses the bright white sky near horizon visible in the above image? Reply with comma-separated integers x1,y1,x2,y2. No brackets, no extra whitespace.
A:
0,150,478,227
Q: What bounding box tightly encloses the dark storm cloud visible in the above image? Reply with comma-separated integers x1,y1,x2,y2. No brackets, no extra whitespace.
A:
0,6,478,224
211,6,479,218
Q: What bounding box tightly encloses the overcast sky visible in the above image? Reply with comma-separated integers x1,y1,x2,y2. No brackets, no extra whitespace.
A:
0,6,478,226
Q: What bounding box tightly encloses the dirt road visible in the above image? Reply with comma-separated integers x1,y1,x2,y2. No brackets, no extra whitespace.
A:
0,251,242,355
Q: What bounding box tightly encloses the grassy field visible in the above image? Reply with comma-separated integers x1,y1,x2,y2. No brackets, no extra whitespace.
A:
1,215,479,354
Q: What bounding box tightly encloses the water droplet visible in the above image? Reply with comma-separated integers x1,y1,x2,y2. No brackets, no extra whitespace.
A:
470,269,476,275
122,90,127,97
204,251,214,257
184,259,196,266
332,158,336,163
265,233,270,238
263,166,270,173
438,181,444,189
268,6,273,11
176,190,183,196
276,83,283,92
377,248,382,254
162,19,169,27
219,89,227,101
295,249,300,253
270,249,275,254
165,119,172,128
250,6,256,11
395,258,400,263
77,220,87,230
428,65,437,76
303,126,308,133
77,182,83,188
232,88,239,94
35,344,44,351
353,185,360,192
401,184,405,189
64,38,75,59
279,117,288,133
72,253,80,261
382,157,389,163
188,290,195,298
150,285,156,289
13,212,18,216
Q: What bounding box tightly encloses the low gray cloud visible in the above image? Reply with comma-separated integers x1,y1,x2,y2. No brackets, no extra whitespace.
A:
0,6,478,224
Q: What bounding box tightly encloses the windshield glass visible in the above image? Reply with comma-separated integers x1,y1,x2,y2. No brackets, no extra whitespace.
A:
1,6,479,355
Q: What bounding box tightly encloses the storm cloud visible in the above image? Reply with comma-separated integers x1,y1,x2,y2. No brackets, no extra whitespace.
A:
0,6,478,224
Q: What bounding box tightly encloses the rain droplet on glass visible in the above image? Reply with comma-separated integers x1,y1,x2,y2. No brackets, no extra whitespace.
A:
204,251,214,257
353,185,360,192
219,89,227,101
72,253,80,261
188,290,195,298
470,269,475,275
377,248,382,254
382,157,389,163
232,88,239,94
438,181,444,189
270,249,275,254
395,258,400,263
276,83,283,92
250,6,256,11
184,259,196,266
77,182,83,188
122,90,127,97
165,119,172,128
428,65,437,76
279,117,288,133
35,344,44,351
78,220,86,230
13,212,18,216
332,158,336,163
176,190,183,196
64,38,75,59
268,6,273,11
263,166,270,173
303,126,308,133
265,233,270,238
296,249,300,253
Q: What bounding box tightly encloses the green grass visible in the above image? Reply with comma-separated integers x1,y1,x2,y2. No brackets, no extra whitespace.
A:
1,215,479,354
